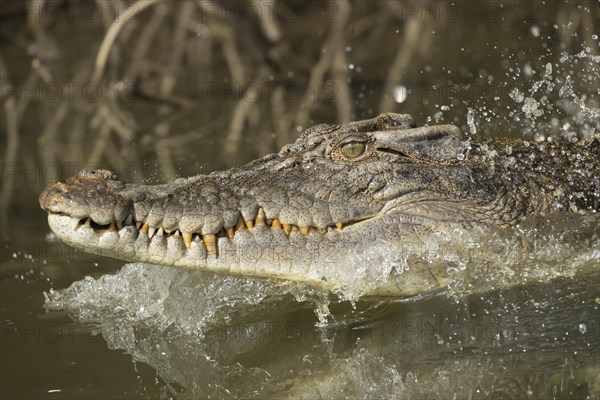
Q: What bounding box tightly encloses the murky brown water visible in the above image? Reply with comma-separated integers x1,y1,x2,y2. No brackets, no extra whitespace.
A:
1,1,599,399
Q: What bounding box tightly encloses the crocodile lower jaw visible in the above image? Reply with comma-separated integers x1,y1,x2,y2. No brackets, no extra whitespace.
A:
46,209,367,265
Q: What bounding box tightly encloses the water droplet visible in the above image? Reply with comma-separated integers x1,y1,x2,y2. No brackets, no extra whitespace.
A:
578,323,587,334
530,25,540,37
509,88,525,103
393,85,407,103
467,108,476,134
527,386,534,396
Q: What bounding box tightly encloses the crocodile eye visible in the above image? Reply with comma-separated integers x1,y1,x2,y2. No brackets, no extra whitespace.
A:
341,141,366,158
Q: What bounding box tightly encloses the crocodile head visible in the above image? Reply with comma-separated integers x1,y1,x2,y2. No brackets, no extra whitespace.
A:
40,113,597,297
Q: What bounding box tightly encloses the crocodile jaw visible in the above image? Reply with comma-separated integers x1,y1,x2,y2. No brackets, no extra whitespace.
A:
46,211,453,298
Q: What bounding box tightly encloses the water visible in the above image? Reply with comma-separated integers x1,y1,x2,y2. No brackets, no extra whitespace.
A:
1,1,599,399
43,215,600,398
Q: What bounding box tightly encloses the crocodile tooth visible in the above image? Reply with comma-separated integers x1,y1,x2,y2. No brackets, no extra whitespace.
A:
116,220,123,229
125,215,133,225
136,221,142,229
255,208,266,226
245,219,254,230
108,222,117,232
140,221,149,234
148,226,156,239
75,219,85,231
336,223,343,231
318,227,327,234
300,226,310,235
85,218,91,228
283,223,292,234
291,226,299,233
235,217,246,231
271,218,282,230
226,227,234,240
182,232,192,248
203,234,217,256
157,227,164,236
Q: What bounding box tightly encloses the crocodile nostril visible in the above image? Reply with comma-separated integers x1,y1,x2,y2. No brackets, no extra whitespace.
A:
77,169,117,180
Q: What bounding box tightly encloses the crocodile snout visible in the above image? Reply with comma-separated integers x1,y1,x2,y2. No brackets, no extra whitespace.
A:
39,169,131,225
39,181,69,213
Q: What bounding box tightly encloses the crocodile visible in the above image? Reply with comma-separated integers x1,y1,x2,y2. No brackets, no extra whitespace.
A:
39,113,599,297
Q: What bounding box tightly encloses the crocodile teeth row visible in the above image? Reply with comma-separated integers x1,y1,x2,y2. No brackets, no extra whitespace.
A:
76,208,345,256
